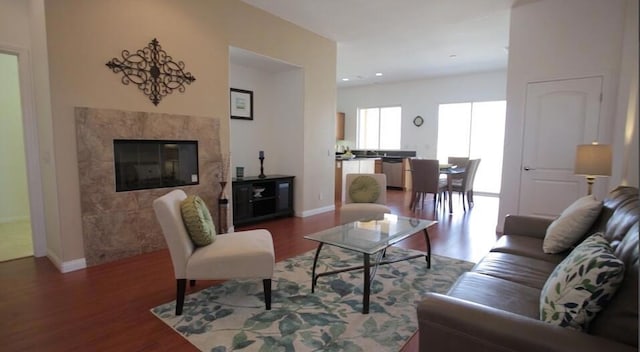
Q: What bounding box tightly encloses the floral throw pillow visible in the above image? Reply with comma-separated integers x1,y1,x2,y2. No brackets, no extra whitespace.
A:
540,232,625,331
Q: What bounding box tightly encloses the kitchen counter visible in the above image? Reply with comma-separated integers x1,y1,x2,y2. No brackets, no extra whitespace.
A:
336,156,382,160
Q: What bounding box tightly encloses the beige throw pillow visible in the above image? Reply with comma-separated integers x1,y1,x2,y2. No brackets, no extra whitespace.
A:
543,195,603,254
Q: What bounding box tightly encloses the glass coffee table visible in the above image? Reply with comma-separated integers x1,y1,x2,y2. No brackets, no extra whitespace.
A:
304,214,436,314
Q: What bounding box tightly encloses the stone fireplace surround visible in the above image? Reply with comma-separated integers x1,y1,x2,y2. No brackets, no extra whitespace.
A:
75,107,222,266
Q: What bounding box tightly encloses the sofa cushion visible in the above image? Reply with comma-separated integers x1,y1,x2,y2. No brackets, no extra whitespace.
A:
540,233,625,331
589,223,639,346
472,252,558,290
543,195,603,254
180,195,216,247
491,235,566,264
448,272,541,319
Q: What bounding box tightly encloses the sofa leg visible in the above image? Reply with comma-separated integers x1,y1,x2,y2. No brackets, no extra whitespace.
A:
176,279,187,315
263,279,272,310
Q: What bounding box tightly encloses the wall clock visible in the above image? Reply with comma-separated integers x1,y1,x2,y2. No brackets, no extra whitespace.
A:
413,115,424,127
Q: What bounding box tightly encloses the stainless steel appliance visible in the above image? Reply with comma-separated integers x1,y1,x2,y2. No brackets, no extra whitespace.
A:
382,157,403,188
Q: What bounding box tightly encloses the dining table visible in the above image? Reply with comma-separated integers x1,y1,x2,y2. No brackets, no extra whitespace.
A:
439,164,466,213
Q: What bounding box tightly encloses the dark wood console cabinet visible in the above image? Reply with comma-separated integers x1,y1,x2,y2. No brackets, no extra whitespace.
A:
232,175,294,226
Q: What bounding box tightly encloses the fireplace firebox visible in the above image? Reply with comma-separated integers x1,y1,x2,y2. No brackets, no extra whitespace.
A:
114,139,199,192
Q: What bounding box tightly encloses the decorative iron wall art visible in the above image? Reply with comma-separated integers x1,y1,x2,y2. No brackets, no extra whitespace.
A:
106,38,196,106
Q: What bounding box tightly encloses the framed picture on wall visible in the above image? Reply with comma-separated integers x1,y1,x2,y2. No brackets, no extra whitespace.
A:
230,88,253,120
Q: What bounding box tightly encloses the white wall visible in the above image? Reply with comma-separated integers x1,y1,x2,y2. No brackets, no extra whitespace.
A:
611,0,639,187
39,0,336,265
498,0,631,231
0,0,52,259
337,70,507,158
0,53,30,222
229,60,306,215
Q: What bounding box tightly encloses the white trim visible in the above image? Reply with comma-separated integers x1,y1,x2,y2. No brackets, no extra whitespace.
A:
47,249,87,273
0,45,47,258
297,205,336,218
61,258,87,273
0,216,30,223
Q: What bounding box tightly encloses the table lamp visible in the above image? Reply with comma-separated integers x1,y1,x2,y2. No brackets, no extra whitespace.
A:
574,143,612,195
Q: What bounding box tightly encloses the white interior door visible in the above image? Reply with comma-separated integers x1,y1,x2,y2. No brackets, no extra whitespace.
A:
519,76,602,218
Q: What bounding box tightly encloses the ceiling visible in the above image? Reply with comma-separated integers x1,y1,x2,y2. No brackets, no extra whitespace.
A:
241,0,515,88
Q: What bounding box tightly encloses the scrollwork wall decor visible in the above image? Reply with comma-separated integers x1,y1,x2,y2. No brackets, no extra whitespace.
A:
106,38,196,106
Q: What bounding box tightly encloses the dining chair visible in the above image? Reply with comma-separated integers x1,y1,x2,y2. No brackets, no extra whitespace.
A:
446,156,469,183
447,156,469,169
409,159,448,210
340,173,392,224
153,189,275,315
451,159,481,210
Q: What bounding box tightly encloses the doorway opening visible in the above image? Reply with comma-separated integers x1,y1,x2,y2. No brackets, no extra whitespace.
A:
0,52,33,261
436,100,507,195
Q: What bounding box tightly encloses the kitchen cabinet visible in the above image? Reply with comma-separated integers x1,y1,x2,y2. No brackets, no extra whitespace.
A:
336,112,345,140
402,158,412,191
232,175,294,226
335,158,378,202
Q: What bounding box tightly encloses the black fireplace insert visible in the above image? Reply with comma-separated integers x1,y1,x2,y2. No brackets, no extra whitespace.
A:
114,139,199,192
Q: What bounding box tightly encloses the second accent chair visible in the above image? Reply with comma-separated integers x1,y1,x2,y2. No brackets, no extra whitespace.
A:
340,173,392,224
451,159,481,210
153,189,275,315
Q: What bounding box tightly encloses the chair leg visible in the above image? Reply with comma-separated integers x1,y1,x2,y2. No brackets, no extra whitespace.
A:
176,279,187,315
462,192,466,211
263,279,272,310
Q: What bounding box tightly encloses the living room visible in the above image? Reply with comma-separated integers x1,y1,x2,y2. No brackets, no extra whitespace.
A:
1,0,638,351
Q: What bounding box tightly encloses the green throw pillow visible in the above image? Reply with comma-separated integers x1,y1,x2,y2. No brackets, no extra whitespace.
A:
540,232,624,331
349,176,380,203
180,195,216,246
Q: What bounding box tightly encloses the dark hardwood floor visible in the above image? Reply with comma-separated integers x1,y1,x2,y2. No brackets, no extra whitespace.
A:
0,190,500,352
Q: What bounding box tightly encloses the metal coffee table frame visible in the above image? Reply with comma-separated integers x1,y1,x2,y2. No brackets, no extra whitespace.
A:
304,214,436,314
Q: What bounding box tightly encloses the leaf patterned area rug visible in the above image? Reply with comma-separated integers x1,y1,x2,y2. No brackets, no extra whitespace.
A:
151,246,473,352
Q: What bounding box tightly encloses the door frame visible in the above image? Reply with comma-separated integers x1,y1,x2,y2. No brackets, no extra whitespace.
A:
517,75,604,216
1,45,47,257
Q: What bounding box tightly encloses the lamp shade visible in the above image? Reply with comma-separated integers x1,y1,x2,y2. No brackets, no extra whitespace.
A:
574,144,612,176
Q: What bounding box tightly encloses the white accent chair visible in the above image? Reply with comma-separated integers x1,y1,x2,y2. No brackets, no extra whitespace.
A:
340,173,392,224
153,189,275,315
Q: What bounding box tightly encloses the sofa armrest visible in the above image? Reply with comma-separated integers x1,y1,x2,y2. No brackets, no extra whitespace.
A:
417,293,635,352
502,214,554,239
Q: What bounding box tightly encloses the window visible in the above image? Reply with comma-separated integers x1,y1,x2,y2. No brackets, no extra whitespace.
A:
437,101,506,195
357,106,401,149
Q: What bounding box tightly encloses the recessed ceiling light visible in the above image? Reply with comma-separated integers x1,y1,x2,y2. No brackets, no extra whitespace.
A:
375,72,383,76
342,78,350,81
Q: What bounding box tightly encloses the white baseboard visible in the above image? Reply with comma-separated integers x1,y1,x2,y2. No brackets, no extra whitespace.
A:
0,216,30,224
47,249,86,273
297,204,336,218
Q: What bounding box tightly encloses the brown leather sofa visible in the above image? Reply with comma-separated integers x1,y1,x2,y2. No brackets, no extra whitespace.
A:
417,186,638,351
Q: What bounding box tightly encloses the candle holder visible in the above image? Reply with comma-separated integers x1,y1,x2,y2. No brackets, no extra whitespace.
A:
218,154,230,234
259,156,266,178
218,181,228,234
